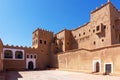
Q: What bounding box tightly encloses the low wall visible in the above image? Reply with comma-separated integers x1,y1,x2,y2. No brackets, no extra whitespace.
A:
56,45,120,75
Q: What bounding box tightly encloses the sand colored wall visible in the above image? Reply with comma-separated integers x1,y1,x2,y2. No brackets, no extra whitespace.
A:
75,2,111,49
3,46,26,71
32,28,54,69
71,23,91,49
90,3,111,49
2,2,120,75
50,3,120,75
55,2,113,51
109,3,120,44
3,45,51,70
55,29,71,52
57,45,120,74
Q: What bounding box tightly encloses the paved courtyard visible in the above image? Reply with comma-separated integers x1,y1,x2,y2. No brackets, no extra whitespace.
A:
6,70,120,80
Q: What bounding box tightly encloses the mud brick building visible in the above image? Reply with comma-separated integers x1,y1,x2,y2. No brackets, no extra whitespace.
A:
0,0,120,75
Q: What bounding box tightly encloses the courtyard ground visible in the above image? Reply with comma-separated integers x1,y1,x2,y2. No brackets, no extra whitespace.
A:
0,72,5,80
5,70,120,80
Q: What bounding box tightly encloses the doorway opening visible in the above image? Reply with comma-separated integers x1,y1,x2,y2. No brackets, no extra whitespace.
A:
28,61,34,70
95,62,100,72
93,60,101,73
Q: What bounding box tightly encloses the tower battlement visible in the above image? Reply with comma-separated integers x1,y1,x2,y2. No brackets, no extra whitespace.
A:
3,44,35,49
33,28,53,34
32,28,54,49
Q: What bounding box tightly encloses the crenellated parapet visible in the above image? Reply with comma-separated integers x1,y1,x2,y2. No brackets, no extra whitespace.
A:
32,27,54,49
3,44,35,50
91,1,120,14
33,28,53,34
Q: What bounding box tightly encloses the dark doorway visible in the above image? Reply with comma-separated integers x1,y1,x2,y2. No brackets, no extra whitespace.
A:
28,61,34,70
105,64,111,74
96,62,100,72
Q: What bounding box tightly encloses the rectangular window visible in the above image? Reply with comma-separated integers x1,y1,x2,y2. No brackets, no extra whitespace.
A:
44,41,46,45
104,63,113,74
105,64,111,74
31,55,33,58
34,55,37,59
96,26,100,31
40,40,42,44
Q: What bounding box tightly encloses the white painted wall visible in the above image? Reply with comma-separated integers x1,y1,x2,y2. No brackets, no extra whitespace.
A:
3,48,24,60
26,59,36,69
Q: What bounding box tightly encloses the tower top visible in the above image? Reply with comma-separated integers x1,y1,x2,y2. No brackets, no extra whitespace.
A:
108,0,110,2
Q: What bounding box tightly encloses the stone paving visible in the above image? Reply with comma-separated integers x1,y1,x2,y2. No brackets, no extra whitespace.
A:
0,72,5,80
6,70,120,80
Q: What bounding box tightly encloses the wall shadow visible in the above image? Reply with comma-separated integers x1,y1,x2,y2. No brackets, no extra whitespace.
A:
6,71,22,80
0,72,6,80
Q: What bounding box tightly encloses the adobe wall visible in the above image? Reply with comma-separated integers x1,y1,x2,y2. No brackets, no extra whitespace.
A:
3,46,37,71
57,45,120,74
109,3,120,44
0,47,3,72
88,3,111,49
56,2,113,51
32,28,54,69
71,23,91,49
3,46,26,71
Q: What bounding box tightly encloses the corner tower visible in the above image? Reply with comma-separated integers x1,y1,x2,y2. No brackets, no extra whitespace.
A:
89,1,116,49
32,28,54,53
32,28,54,69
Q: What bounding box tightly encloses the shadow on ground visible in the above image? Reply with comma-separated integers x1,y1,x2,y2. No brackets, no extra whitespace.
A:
6,71,22,80
0,72,6,80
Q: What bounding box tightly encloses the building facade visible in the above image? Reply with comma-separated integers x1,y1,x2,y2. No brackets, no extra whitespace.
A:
0,1,120,75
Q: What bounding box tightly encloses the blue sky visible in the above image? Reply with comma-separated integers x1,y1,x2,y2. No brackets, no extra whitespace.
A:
0,0,120,46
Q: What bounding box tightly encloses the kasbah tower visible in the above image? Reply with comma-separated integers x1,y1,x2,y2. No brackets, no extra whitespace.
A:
1,0,120,75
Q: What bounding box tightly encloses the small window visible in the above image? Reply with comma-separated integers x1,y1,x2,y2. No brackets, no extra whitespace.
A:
102,39,104,42
104,25,106,29
34,55,36,59
56,47,59,49
40,40,42,44
61,42,63,45
113,25,114,29
31,55,33,58
79,34,81,37
4,50,13,58
67,42,69,45
44,41,46,45
74,36,76,38
93,41,96,45
35,33,37,37
83,32,85,35
15,51,23,59
96,26,100,31
93,29,95,33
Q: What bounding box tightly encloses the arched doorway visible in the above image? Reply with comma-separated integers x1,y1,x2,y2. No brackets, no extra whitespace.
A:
96,62,100,72
28,61,34,70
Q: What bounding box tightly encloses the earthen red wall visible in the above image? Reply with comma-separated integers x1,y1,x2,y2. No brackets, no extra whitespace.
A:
57,45,120,75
